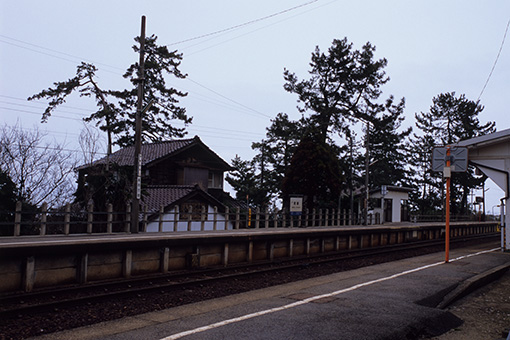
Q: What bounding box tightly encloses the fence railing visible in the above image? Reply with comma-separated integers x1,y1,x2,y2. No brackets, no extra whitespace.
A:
0,202,488,237
0,201,370,237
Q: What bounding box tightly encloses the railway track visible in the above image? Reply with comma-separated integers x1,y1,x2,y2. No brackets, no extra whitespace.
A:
0,233,498,320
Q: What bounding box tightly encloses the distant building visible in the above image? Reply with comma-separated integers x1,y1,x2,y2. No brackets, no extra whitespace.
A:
76,136,241,231
368,186,414,223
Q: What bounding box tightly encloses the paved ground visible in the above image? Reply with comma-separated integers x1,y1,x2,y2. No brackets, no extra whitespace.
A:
31,243,509,340
430,269,510,340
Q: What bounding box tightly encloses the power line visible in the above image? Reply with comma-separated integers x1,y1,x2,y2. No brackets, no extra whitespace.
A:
477,17,510,101
182,0,337,57
186,77,271,119
0,100,90,118
0,34,125,74
166,0,320,47
0,106,85,122
0,94,94,113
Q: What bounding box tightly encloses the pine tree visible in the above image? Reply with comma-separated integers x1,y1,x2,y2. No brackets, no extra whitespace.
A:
251,113,304,201
110,35,191,147
283,38,389,143
366,96,412,188
282,133,344,211
226,156,270,207
413,92,496,215
29,34,190,149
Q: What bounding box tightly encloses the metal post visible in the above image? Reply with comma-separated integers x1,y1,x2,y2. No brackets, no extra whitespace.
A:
364,121,369,225
445,146,451,263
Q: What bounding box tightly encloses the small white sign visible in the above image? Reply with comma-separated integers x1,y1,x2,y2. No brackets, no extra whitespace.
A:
290,197,303,215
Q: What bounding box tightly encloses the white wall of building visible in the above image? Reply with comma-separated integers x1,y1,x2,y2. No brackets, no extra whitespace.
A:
146,205,235,232
370,190,410,223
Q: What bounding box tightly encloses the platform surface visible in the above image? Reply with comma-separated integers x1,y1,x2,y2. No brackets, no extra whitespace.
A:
0,221,494,250
31,241,509,340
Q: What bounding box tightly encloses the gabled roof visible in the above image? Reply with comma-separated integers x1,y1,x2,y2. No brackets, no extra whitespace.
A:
142,184,227,218
77,136,231,170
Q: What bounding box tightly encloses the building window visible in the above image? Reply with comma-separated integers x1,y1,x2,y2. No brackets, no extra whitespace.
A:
208,172,223,189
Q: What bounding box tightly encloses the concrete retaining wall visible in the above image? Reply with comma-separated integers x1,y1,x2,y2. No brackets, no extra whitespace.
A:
0,222,499,293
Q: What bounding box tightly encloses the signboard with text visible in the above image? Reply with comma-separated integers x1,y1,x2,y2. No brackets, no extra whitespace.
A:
290,197,303,216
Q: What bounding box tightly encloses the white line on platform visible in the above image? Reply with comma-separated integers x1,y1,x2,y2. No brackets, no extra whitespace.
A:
160,247,500,340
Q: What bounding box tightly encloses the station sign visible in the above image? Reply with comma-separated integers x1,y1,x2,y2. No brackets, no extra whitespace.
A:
290,196,303,216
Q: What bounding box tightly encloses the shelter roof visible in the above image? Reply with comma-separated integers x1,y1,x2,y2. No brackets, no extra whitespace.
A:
456,128,510,149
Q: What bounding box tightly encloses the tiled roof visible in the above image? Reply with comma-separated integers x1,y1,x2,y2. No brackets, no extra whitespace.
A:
141,185,226,214
77,137,197,169
142,185,195,213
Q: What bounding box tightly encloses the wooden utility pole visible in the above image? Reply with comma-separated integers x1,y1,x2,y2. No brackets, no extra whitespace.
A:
131,15,146,233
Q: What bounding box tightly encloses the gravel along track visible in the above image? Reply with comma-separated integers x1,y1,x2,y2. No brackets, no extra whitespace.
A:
0,239,497,340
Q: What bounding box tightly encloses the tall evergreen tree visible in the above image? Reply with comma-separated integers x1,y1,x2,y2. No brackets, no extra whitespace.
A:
251,113,304,201
365,96,412,188
282,133,344,211
29,34,190,149
413,92,496,215
111,35,191,147
226,156,270,207
283,38,389,143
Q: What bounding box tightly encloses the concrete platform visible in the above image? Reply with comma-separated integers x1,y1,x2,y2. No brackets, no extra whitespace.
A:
32,241,510,340
1,222,499,293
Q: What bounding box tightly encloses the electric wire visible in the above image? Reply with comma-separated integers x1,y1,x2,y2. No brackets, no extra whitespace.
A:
1,34,274,120
0,34,125,73
0,95,93,113
186,77,271,119
166,0,320,47
477,17,510,101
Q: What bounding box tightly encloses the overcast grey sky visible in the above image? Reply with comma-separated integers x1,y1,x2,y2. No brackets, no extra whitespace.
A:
1,0,509,210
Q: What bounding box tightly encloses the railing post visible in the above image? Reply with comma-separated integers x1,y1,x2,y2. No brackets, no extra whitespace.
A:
224,207,229,230
40,202,47,236
312,208,316,227
235,207,240,229
64,203,71,235
173,206,179,232
125,203,131,233
142,205,148,232
273,210,278,228
201,205,206,231
158,205,164,232
325,209,329,227
106,203,113,234
213,206,218,231
265,207,269,228
305,208,309,227
187,206,192,231
282,209,287,228
255,207,260,229
87,202,93,234
14,201,22,236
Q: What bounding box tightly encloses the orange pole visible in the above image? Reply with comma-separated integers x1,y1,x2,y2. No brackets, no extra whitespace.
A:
445,146,451,263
